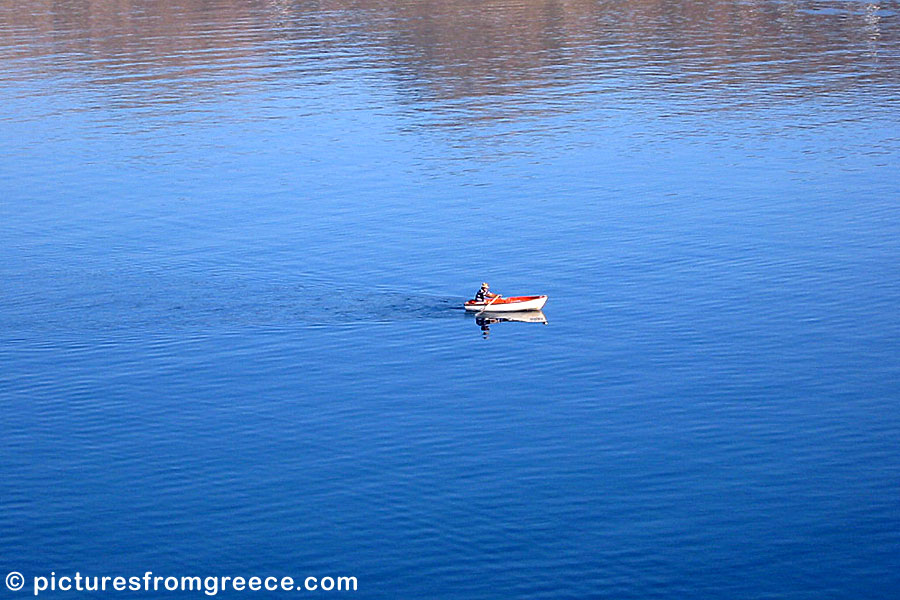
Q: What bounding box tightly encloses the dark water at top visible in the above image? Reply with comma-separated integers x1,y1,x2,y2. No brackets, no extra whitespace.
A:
2,1,899,597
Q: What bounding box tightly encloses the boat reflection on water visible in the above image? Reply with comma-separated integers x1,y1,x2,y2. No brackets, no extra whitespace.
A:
473,310,547,338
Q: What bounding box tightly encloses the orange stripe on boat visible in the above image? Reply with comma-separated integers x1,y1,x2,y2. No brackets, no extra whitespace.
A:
465,295,544,305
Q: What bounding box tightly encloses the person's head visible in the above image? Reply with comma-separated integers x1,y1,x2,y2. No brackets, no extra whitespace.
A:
481,282,489,289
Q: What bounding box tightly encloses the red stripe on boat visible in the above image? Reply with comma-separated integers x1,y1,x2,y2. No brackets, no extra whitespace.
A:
465,295,544,305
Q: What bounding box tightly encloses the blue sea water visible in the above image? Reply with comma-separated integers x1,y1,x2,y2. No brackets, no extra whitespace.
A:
1,0,899,597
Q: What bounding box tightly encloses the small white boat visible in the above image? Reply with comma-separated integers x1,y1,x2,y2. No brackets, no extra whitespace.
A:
464,295,547,312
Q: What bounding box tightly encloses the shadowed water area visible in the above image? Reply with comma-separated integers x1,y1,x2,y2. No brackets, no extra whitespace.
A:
1,0,899,597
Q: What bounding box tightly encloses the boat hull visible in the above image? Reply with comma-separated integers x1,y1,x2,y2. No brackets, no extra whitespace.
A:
464,295,547,312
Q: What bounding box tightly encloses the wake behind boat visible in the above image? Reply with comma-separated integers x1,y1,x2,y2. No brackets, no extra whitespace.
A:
464,295,547,312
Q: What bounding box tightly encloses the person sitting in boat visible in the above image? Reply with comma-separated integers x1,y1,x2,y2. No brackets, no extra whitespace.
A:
474,282,500,302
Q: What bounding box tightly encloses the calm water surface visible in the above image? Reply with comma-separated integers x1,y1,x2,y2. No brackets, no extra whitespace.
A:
2,0,899,597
